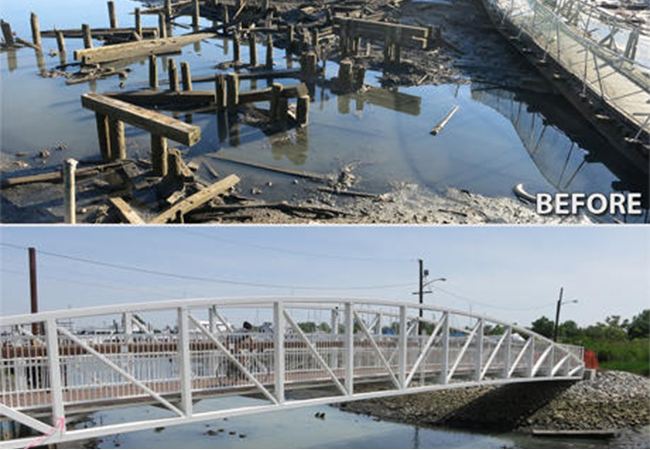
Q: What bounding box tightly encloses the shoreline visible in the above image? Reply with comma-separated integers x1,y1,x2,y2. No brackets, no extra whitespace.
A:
336,371,650,446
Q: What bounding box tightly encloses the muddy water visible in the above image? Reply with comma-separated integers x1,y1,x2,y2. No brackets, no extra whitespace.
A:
73,396,643,448
1,0,647,221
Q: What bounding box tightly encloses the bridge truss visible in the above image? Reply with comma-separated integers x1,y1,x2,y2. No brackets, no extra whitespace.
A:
0,297,584,447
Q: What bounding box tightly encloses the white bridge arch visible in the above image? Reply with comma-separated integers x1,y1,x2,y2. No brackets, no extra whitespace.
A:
0,297,584,447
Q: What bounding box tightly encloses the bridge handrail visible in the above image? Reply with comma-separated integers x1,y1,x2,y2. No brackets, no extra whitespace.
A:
0,296,583,363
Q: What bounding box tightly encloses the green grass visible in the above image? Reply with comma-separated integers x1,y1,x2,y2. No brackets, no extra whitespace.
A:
583,339,650,376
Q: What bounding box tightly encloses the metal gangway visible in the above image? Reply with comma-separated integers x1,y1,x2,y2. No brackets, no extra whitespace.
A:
483,0,650,154
0,297,585,447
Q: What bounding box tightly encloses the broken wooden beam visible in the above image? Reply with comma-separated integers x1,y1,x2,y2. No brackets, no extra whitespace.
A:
109,197,146,224
41,27,159,40
1,161,126,188
211,154,329,181
74,32,216,64
150,174,240,223
105,89,217,107
333,17,429,49
81,93,201,146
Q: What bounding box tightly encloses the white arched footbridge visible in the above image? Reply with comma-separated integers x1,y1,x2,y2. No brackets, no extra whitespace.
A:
0,297,584,447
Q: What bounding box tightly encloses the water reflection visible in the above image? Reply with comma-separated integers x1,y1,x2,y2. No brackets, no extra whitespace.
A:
471,84,649,211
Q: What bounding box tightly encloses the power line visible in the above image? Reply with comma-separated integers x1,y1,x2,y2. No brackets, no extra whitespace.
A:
432,285,556,311
0,268,189,298
0,242,416,292
2,254,206,298
176,229,414,263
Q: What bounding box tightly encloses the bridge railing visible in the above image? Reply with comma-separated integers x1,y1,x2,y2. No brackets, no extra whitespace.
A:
484,0,650,141
0,297,584,448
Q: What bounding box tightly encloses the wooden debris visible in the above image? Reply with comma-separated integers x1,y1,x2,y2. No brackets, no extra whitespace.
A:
189,201,354,219
109,197,146,224
168,148,194,181
1,161,126,188
41,27,158,40
150,174,240,224
317,186,380,198
212,154,330,181
74,32,216,64
81,93,201,146
202,160,220,179
430,104,459,135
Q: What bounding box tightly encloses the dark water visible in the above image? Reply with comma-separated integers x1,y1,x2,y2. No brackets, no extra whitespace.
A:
1,0,647,221
77,396,642,449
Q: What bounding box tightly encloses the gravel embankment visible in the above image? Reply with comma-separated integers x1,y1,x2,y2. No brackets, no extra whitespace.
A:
338,371,650,432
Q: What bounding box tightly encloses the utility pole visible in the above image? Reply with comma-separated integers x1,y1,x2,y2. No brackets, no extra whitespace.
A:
553,287,563,342
418,259,424,335
29,247,39,335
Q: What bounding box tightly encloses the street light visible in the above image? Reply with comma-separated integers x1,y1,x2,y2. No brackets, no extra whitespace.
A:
413,259,447,334
553,287,578,342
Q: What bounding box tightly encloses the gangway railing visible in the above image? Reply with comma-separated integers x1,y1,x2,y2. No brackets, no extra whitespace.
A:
0,297,584,447
483,0,650,143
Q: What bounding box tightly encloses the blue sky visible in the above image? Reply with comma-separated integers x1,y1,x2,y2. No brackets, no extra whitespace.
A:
0,226,648,327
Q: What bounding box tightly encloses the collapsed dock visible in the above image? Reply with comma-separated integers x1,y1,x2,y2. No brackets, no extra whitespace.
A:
0,0,648,223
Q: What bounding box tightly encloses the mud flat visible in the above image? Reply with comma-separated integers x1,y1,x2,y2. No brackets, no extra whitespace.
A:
338,371,650,446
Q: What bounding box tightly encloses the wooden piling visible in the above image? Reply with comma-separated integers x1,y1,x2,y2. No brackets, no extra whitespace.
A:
226,73,239,113
249,33,257,66
151,135,168,176
55,30,66,55
266,34,274,69
300,51,317,77
354,66,366,89
135,8,142,37
168,59,179,92
108,119,126,160
165,0,173,20
233,33,240,63
287,25,294,52
30,13,41,48
1,20,15,47
296,95,309,127
278,97,288,129
63,159,78,224
181,62,192,91
108,1,118,29
95,113,111,161
149,55,158,89
215,75,227,111
338,59,353,91
311,28,319,48
192,0,200,28
82,24,93,48
222,4,230,24
270,82,283,120
158,13,167,38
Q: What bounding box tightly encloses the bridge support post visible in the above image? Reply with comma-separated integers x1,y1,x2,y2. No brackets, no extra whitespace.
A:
178,307,193,417
502,326,512,379
440,314,449,384
45,319,66,435
344,303,354,395
331,308,339,369
474,318,484,381
273,301,285,404
398,305,407,389
374,313,381,335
